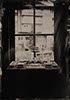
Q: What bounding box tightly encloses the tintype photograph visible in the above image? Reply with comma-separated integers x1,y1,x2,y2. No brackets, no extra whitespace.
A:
0,0,70,100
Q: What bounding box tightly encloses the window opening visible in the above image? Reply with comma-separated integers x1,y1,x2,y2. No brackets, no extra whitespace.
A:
14,0,56,68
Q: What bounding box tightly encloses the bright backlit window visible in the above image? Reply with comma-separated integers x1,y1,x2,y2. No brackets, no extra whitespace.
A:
15,0,54,63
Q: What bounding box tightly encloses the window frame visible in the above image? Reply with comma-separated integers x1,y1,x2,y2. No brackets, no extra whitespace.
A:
15,1,54,59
